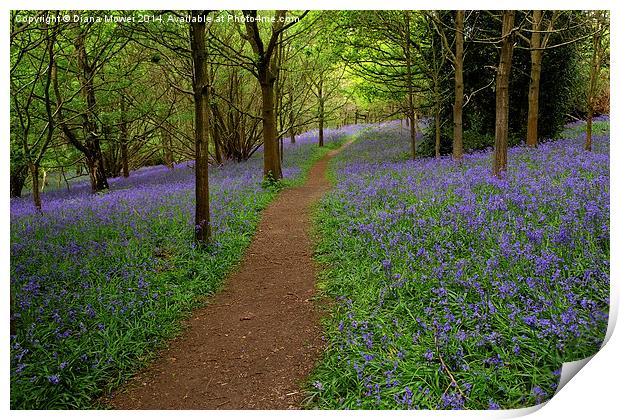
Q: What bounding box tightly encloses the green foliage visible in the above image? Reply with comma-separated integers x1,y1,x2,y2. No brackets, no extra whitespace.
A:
261,171,285,192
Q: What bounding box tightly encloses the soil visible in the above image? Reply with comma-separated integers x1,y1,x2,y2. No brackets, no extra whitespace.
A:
105,144,349,409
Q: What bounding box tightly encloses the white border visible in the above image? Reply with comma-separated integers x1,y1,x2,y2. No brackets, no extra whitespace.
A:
2,2,617,419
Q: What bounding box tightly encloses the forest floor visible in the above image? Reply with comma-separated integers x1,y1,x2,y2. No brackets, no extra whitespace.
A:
104,142,352,409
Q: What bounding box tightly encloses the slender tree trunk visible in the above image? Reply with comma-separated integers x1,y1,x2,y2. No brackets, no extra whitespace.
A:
404,11,416,159
191,14,211,244
41,170,48,192
453,10,465,161
317,75,325,147
120,142,129,177
585,115,593,151
288,91,296,144
161,123,174,169
210,100,223,164
318,96,325,147
586,13,603,152
434,99,441,158
120,95,129,177
526,10,543,148
29,162,42,210
290,110,296,143
274,35,285,161
260,78,282,179
493,11,516,177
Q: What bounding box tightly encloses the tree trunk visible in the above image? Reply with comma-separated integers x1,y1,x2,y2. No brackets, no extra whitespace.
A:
85,153,109,191
75,26,109,191
404,11,416,159
586,13,603,152
453,10,464,161
29,162,42,210
41,170,48,192
10,165,28,198
161,123,174,169
191,14,211,244
242,9,298,180
526,10,543,148
318,103,325,147
434,100,441,158
209,98,223,164
120,95,129,177
318,78,325,147
290,111,296,144
493,11,516,177
260,78,282,179
289,96,296,144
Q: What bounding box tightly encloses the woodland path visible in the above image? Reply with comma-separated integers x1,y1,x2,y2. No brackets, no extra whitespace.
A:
107,142,351,409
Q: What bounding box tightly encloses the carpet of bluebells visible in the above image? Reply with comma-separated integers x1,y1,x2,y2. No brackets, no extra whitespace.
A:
9,126,357,409
307,118,610,409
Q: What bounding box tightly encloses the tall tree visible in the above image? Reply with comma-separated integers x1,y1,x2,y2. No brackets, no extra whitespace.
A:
190,10,212,244
403,11,417,158
52,17,131,192
585,11,607,152
452,10,464,161
10,11,58,206
243,10,307,181
305,22,349,148
524,11,561,147
492,10,516,177
433,11,466,160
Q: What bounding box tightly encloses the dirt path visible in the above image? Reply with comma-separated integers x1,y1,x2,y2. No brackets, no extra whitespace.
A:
106,143,350,410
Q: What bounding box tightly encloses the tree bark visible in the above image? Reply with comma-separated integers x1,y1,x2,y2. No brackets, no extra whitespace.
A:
318,77,325,147
29,162,42,210
259,77,282,179
52,24,110,192
290,109,296,143
161,123,174,169
31,166,41,203
210,101,223,164
85,153,108,191
243,10,303,180
75,28,109,191
120,95,129,177
493,11,516,177
10,165,28,198
526,10,543,148
586,12,603,152
434,98,441,158
404,11,416,159
453,10,464,161
191,13,211,244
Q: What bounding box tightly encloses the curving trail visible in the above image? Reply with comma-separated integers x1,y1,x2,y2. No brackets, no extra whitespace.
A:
106,142,351,409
